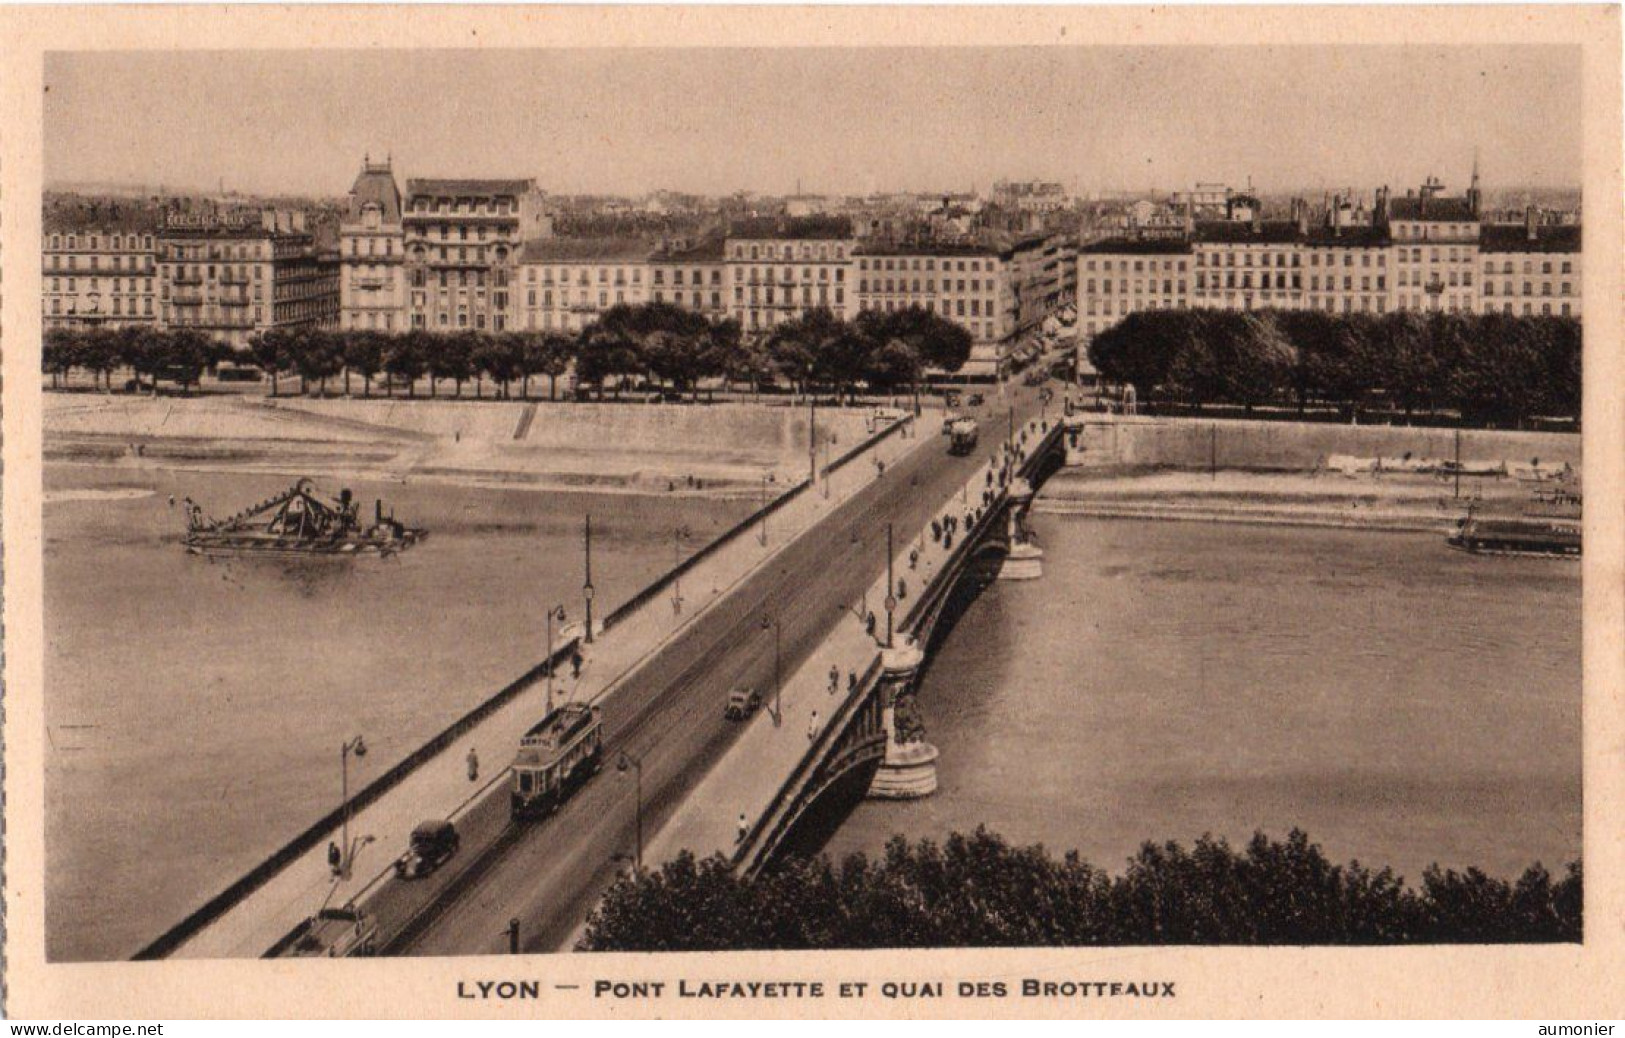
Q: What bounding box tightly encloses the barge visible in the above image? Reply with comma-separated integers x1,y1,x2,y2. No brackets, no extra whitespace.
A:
182,478,425,558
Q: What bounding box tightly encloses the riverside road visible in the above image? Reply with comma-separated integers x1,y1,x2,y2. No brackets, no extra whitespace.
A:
396,384,1047,956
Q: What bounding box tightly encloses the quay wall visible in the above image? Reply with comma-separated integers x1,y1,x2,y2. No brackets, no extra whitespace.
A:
1079,417,1581,472
274,398,871,461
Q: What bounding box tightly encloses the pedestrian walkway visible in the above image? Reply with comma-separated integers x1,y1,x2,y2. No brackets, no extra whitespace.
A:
167,418,928,959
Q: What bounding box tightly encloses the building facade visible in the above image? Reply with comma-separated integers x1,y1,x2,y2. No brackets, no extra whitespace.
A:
1076,173,1582,351
518,238,654,334
854,243,1014,377
339,157,407,332
1479,214,1581,317
1077,238,1191,343
402,178,549,333
648,238,729,320
725,219,855,335
42,217,160,332
157,209,339,350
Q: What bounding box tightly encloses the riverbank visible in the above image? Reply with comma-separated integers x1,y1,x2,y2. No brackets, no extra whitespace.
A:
44,395,877,497
1036,467,1555,533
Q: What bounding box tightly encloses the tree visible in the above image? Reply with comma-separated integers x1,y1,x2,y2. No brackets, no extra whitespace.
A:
712,319,772,398
291,328,344,397
164,329,220,393
860,305,973,377
1088,310,1199,402
769,308,862,400
343,330,384,397
43,328,79,388
577,827,1581,951
474,333,524,399
426,331,475,398
529,332,576,401
249,328,296,397
1382,311,1450,420
383,331,429,398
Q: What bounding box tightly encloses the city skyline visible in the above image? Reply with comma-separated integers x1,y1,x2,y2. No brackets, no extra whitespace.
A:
44,46,1581,198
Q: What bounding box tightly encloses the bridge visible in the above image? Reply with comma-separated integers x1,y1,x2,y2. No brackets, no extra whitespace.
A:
138,379,1072,959
707,412,1067,879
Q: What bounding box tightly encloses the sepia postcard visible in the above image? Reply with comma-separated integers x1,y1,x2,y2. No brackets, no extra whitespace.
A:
2,3,1623,1021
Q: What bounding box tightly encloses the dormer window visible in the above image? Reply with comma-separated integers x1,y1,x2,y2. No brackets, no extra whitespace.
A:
362,203,382,230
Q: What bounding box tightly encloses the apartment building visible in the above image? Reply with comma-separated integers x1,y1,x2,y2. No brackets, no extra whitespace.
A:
724,217,855,335
517,238,653,334
1077,172,1583,350
42,211,161,331
1479,212,1582,317
648,238,729,320
402,177,549,333
339,157,407,332
157,209,339,350
1076,238,1191,343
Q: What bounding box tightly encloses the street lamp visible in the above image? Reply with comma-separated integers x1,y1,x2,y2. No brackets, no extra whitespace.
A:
808,388,818,486
884,523,896,649
582,514,595,645
338,734,367,879
761,615,782,726
616,750,643,875
672,525,690,613
544,604,567,714
759,475,771,546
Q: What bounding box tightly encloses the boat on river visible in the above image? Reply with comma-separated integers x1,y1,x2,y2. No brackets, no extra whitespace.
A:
182,478,426,558
1447,486,1581,558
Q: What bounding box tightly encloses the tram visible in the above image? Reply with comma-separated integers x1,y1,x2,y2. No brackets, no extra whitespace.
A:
510,703,604,819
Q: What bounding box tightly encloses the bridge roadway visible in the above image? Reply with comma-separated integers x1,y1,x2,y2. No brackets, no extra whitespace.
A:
398,383,1048,955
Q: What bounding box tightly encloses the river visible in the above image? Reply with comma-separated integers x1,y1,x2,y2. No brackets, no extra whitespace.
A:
43,463,753,961
824,499,1582,886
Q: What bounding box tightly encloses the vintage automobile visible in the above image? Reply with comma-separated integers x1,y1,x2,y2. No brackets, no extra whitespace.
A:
966,392,986,407
394,819,460,880
724,687,762,721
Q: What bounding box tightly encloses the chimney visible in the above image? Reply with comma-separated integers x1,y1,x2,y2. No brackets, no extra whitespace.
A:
261,210,277,233
292,210,307,234
1250,205,1262,235
1295,198,1309,237
1525,205,1539,241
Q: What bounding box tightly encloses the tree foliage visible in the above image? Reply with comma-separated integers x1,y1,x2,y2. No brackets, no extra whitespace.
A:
578,827,1581,950
1088,309,1582,427
45,302,981,403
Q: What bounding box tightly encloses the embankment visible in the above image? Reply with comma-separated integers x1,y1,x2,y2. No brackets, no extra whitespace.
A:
1047,416,1581,532
44,395,873,495
1072,415,1580,472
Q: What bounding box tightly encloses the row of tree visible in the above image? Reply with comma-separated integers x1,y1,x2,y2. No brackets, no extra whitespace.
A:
578,827,1581,949
43,303,975,401
1088,309,1581,427
43,325,231,393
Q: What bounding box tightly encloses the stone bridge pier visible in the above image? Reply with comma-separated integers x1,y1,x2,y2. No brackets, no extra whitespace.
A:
867,639,938,799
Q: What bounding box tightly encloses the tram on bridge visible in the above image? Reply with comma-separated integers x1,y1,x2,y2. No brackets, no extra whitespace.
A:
510,703,604,819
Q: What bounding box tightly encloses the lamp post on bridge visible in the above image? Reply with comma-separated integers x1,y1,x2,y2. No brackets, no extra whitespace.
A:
337,734,369,880
582,514,595,645
544,604,567,714
884,522,896,650
615,750,643,875
761,614,782,727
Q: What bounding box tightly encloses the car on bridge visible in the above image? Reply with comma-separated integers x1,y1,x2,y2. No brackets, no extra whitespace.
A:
724,687,762,721
394,819,460,880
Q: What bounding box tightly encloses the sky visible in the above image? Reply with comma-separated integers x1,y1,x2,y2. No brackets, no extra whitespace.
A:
43,46,1582,198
